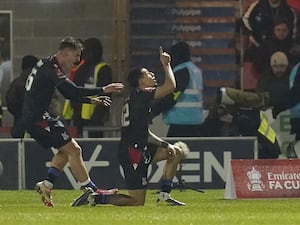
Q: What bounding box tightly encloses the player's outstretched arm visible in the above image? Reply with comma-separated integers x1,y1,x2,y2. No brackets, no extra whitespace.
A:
57,79,124,101
89,96,112,106
102,83,124,94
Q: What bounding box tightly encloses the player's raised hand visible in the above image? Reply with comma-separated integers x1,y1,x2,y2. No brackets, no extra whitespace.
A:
103,83,124,93
90,96,112,106
159,46,171,66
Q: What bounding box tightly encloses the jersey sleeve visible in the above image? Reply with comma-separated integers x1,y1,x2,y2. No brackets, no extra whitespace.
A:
56,78,104,101
46,64,68,87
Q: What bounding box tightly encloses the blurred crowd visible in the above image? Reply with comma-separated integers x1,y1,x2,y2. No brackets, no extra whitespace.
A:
1,0,300,160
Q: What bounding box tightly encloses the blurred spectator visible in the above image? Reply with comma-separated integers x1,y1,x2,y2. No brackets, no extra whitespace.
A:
209,52,288,158
250,19,300,74
0,41,12,108
256,51,290,99
287,0,300,39
72,38,112,137
218,51,291,110
217,52,300,158
209,52,289,158
241,0,296,90
151,41,204,137
203,104,281,159
6,54,38,137
287,0,300,13
242,0,297,47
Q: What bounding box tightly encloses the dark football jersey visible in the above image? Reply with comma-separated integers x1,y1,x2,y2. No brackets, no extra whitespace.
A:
121,88,155,146
22,57,65,124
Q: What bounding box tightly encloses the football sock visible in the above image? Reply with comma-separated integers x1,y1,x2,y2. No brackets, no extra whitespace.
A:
160,179,173,193
45,167,60,184
81,178,98,191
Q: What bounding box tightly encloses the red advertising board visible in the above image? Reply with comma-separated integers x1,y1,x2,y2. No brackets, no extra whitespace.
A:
225,159,300,199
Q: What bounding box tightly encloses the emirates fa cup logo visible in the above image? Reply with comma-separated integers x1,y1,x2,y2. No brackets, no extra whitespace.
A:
247,167,265,191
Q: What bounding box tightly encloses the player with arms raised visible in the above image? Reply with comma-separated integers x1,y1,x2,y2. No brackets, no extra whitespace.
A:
72,46,189,207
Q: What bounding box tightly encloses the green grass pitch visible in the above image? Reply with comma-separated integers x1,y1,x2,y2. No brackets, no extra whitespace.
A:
1,189,300,225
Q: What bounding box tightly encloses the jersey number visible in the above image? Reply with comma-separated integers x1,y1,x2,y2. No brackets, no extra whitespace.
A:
25,68,37,91
25,60,43,91
121,101,130,127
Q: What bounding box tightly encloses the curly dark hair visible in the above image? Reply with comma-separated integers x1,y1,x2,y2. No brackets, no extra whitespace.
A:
127,67,143,88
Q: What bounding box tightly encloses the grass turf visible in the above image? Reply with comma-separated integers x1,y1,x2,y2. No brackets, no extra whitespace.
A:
0,189,300,225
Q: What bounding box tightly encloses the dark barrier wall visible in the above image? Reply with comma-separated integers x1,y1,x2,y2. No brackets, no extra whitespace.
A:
0,140,20,189
23,137,256,190
24,139,122,190
0,138,256,190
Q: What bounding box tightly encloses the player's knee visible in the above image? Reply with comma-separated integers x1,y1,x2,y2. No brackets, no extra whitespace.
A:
175,147,185,160
174,141,190,161
69,145,82,158
166,148,183,164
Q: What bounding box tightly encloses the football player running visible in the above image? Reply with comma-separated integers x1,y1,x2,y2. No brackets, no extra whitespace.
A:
18,37,123,207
